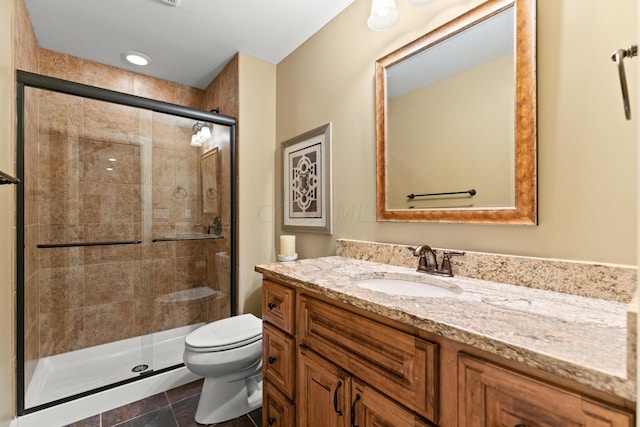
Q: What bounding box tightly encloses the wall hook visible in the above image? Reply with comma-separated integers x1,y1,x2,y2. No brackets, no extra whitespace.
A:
611,45,637,120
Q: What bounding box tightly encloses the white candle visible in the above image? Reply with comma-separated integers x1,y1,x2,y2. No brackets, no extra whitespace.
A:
280,235,296,256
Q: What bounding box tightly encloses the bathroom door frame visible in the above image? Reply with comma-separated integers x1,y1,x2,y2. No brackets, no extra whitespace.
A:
15,70,238,415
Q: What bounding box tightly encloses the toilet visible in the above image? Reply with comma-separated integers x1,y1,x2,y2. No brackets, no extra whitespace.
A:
183,313,263,424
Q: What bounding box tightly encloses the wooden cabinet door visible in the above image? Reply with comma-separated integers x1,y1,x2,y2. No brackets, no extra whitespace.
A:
459,354,634,427
298,294,438,422
264,379,295,427
298,346,351,427
351,379,432,427
263,322,296,400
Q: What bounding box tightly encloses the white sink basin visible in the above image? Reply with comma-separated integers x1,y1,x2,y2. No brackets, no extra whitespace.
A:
354,277,460,297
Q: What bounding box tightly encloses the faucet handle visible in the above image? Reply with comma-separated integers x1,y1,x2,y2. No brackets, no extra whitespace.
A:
444,250,465,257
439,251,465,277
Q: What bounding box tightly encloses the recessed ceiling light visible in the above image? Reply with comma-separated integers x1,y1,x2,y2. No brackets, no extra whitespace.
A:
123,51,151,66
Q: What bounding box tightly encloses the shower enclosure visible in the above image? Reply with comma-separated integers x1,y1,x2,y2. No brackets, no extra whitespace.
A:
15,71,237,414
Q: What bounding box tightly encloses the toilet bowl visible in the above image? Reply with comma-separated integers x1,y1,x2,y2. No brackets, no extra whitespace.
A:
183,313,263,424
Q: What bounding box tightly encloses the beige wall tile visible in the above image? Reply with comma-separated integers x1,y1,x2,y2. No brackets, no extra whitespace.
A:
38,134,81,181
82,100,140,146
84,262,137,307
83,61,134,93
84,301,136,347
38,91,82,138
38,266,83,314
39,50,84,82
133,74,179,104
38,247,83,269
39,309,85,357
175,257,206,290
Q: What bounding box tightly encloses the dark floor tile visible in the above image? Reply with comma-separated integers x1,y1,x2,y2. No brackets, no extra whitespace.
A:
102,392,170,426
213,415,256,427
171,396,259,427
166,379,204,404
63,414,101,427
115,407,178,427
171,395,202,427
247,408,261,427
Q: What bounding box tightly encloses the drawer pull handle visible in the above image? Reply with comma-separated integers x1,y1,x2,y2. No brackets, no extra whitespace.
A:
268,416,276,425
268,302,276,310
514,425,528,427
268,356,276,364
333,380,343,416
350,393,361,427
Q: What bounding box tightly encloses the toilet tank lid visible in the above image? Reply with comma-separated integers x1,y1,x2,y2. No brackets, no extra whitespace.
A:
185,313,262,348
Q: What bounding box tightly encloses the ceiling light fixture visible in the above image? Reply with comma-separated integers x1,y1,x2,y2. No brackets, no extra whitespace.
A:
367,0,399,31
123,51,151,66
368,0,433,31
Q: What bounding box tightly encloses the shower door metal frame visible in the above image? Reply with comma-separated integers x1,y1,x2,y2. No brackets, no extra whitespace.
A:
15,70,238,415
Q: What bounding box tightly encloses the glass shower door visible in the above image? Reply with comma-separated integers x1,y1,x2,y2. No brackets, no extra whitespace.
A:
17,71,237,414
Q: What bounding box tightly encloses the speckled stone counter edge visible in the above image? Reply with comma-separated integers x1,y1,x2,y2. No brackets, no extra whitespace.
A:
337,238,639,386
336,239,637,304
256,256,636,401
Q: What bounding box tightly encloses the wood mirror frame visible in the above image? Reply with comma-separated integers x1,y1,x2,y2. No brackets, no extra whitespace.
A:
375,0,536,224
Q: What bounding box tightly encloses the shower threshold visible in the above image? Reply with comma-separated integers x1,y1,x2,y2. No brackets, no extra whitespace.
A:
25,323,203,409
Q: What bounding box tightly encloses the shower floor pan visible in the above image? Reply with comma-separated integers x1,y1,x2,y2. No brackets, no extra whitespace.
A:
25,323,204,409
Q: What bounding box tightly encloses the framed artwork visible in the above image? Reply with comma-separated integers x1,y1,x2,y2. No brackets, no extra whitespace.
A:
281,123,332,234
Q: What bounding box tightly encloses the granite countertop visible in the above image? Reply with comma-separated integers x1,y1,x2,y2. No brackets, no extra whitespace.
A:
255,255,635,401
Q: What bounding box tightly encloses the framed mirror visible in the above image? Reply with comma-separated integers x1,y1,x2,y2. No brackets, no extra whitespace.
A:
201,147,220,214
375,0,536,224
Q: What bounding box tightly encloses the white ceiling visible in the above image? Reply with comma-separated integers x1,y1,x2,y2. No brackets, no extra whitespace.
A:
24,0,355,89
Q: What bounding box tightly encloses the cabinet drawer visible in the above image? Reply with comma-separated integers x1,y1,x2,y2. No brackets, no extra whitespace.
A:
298,294,438,422
459,354,634,427
264,379,295,427
264,322,296,399
263,280,295,335
352,378,432,427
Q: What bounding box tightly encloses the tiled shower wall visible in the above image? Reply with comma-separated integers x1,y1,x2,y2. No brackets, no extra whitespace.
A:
14,0,238,398
24,84,232,369
18,40,235,398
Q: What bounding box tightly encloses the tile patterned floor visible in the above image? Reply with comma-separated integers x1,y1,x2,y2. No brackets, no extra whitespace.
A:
63,379,261,427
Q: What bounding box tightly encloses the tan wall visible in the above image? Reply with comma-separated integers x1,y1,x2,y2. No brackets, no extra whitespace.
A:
1,0,16,424
237,53,276,316
276,0,638,266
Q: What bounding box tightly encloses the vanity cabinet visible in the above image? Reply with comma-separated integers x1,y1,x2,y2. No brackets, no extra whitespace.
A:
263,379,295,427
458,354,634,427
261,278,635,427
298,294,438,422
298,345,431,426
297,346,350,426
263,280,296,426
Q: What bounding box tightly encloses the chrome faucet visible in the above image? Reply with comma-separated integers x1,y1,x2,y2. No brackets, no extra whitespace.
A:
413,245,438,273
410,245,465,277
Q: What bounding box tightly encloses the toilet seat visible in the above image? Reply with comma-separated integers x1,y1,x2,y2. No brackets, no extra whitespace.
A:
185,313,262,353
